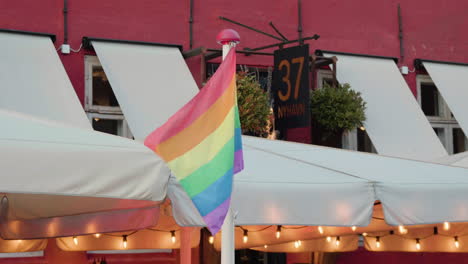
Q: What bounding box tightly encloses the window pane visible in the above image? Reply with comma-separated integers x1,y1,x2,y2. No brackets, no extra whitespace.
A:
420,83,440,116
357,129,375,153
453,128,467,154
92,66,119,107
92,118,121,136
433,127,446,149
323,78,334,87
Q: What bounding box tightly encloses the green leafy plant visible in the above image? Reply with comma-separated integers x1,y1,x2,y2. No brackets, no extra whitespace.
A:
236,72,272,137
310,82,366,136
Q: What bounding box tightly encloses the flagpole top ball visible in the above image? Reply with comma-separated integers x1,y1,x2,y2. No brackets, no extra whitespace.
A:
216,29,240,45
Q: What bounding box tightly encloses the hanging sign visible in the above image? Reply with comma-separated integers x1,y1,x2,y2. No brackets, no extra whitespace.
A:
273,44,310,129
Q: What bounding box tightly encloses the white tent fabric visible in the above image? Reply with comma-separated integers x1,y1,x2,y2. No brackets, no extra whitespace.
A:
170,136,468,228
323,52,447,160
90,40,199,140
0,32,90,129
422,61,468,137
0,109,170,239
436,151,468,167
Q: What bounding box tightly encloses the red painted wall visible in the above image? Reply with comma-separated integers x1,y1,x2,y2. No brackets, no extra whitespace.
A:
1,0,468,263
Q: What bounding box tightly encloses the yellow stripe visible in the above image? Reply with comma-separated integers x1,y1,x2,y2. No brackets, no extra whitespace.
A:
168,108,235,180
155,78,235,162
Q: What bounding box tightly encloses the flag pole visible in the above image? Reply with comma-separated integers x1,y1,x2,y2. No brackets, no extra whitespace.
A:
216,29,240,264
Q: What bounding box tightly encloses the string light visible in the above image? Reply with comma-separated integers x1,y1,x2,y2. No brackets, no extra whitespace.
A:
444,222,450,230
208,235,214,244
122,235,127,249
335,236,340,247
243,230,248,243
73,236,78,246
326,236,331,242
318,226,324,234
398,225,408,234
362,233,368,237
351,226,357,231
276,225,282,239
298,240,302,246
376,236,381,248
359,126,366,131
415,238,421,250
94,233,101,238
455,236,460,249
171,230,176,244
264,245,268,249
294,241,299,248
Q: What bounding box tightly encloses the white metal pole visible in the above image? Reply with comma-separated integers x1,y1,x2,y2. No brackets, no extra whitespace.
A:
221,40,236,264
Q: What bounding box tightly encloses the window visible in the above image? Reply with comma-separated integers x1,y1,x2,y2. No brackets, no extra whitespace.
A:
316,70,376,153
206,63,272,92
85,56,133,138
417,75,467,154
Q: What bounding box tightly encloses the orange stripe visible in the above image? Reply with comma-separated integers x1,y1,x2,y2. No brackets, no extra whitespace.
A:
155,77,236,162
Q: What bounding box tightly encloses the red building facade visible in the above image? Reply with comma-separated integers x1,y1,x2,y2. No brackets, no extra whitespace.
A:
2,0,468,263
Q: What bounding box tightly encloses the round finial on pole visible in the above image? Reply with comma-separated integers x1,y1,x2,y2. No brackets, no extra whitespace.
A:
216,29,240,45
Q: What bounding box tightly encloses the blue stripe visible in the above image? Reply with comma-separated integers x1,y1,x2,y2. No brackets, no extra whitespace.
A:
191,168,233,216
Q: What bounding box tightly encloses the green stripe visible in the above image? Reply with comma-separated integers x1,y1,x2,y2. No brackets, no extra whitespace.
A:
180,137,235,198
235,107,241,128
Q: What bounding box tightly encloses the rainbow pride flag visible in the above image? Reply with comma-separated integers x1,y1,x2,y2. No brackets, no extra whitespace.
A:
144,49,243,234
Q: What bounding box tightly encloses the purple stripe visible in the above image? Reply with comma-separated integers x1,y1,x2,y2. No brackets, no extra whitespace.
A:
234,149,244,174
202,197,231,235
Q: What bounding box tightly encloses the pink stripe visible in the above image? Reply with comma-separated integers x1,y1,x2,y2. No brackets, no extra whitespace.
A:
202,197,231,235
144,50,236,150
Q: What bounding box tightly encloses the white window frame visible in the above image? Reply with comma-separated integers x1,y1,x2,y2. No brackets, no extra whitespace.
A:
85,56,133,139
417,75,466,154
86,113,133,138
416,75,452,121
316,69,334,89
84,55,122,114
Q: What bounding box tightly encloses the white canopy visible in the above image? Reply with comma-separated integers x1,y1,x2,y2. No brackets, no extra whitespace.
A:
323,52,447,160
170,136,468,228
0,109,170,239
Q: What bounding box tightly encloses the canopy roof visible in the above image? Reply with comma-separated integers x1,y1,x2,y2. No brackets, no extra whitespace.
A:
0,109,170,239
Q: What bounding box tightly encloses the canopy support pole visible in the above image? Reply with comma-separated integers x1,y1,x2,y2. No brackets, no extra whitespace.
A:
180,227,192,264
221,210,235,264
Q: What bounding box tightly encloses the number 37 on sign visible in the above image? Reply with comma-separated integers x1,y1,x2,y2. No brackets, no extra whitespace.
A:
273,44,310,129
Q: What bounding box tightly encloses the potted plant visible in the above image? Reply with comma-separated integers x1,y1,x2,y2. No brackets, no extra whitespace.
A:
310,82,366,147
236,72,272,138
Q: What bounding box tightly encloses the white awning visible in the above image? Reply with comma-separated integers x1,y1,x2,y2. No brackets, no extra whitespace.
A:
323,52,447,160
0,109,170,239
0,31,90,129
170,136,468,229
89,39,199,140
421,61,468,138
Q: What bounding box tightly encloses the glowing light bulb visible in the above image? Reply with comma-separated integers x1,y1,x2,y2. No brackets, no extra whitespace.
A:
376,237,381,248
294,241,299,248
276,225,282,239
416,239,421,250
326,236,331,242
73,236,78,246
351,226,357,231
264,245,268,249
455,236,460,249
122,235,127,249
318,226,324,234
94,233,101,238
335,236,340,247
444,222,450,231
398,225,408,234
298,240,301,246
243,230,248,243
362,233,368,237
208,235,214,244
171,231,176,244
360,126,366,131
